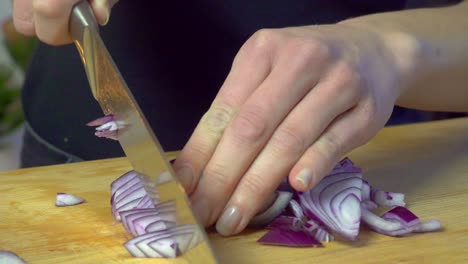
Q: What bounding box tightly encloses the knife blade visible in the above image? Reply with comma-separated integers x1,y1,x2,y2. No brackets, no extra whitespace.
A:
69,2,218,262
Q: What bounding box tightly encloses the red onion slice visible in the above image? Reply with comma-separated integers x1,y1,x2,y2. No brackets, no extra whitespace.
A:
112,177,141,201
111,170,139,195
361,206,441,236
112,197,144,221
87,115,125,140
249,191,293,227
267,215,303,231
0,250,27,264
136,234,178,258
124,225,200,258
258,229,323,247
120,208,177,236
361,180,405,208
299,171,362,240
143,220,177,234
86,115,114,126
55,192,85,207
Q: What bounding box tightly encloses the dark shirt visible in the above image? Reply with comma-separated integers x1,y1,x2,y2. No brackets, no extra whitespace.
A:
21,1,405,161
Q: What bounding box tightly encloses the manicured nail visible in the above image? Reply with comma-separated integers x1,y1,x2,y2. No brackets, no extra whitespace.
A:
216,206,242,236
295,168,314,189
192,198,210,226
96,0,110,25
175,166,194,191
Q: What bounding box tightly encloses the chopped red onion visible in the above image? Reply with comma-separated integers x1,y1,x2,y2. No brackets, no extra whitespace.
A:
124,225,202,258
267,215,304,231
55,192,85,207
110,170,161,221
298,170,363,240
120,202,177,236
259,199,334,243
86,114,114,126
249,191,293,227
361,206,441,236
86,115,124,140
362,180,405,208
0,250,27,264
255,158,440,248
258,229,323,247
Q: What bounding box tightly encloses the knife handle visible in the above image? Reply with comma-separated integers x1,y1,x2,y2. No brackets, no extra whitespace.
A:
69,1,99,44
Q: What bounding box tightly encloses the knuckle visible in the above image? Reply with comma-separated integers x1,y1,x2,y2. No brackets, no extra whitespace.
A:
203,163,233,191
244,29,283,56
296,39,331,62
201,103,235,135
231,104,268,143
270,126,306,157
315,131,342,160
240,173,269,198
250,29,277,48
357,102,380,135
33,0,66,18
331,62,364,102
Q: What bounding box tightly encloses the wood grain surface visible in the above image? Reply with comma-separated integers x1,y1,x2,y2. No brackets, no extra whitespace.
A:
1,117,467,263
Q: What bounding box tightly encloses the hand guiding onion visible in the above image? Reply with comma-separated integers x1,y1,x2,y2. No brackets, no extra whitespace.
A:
173,24,408,236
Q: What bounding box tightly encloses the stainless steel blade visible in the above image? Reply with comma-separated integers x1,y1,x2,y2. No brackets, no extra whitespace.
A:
69,2,218,262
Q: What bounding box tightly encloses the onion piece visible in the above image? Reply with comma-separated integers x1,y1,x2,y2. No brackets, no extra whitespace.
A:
361,180,405,208
110,171,161,221
111,170,139,195
249,191,293,227
0,250,27,264
120,203,177,236
298,171,363,240
372,190,405,207
267,215,303,231
263,201,334,243
257,229,323,247
86,115,124,140
55,192,85,207
86,115,114,126
361,206,441,236
124,225,201,258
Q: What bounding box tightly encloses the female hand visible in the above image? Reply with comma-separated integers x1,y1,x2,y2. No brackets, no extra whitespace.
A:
12,0,118,45
173,23,417,235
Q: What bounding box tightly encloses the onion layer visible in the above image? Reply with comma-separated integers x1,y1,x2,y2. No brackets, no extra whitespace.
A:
0,250,27,264
55,193,85,207
254,158,441,247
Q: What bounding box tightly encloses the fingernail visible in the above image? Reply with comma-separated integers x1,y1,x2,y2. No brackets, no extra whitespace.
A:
216,206,242,236
295,168,314,189
175,166,194,191
192,198,210,226
96,0,110,25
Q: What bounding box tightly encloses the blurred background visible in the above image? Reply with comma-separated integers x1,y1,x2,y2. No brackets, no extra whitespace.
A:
0,1,465,171
0,1,37,171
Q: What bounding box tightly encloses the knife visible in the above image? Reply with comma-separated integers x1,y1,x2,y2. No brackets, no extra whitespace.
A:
69,1,218,262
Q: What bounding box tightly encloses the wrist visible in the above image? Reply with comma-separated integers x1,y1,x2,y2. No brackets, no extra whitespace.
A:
338,18,424,99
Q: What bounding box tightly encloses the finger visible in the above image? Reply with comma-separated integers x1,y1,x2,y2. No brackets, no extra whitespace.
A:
215,62,361,235
173,30,276,194
13,0,35,36
89,0,118,25
33,0,115,45
32,0,82,44
289,100,379,192
189,36,331,227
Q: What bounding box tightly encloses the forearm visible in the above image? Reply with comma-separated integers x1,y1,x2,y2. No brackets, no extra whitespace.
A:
340,1,468,112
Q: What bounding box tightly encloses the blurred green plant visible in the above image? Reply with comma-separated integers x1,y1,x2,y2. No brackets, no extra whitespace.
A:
0,17,38,137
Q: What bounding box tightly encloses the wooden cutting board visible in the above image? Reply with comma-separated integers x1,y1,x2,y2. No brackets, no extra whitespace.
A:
1,117,468,263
